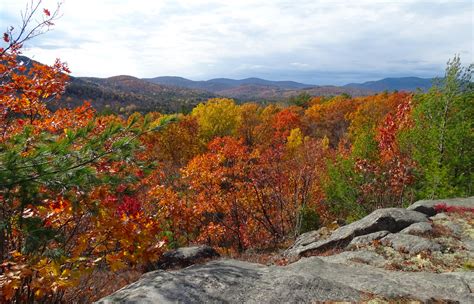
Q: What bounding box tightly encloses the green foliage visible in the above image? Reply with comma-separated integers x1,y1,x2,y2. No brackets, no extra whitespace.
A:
322,156,366,221
350,124,379,160
0,115,175,257
289,92,312,108
403,56,473,199
297,205,320,234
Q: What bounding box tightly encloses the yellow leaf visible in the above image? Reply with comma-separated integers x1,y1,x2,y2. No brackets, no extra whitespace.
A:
109,259,126,272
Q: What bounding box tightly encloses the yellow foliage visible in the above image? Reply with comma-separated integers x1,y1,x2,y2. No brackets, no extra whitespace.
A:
287,128,304,150
321,135,330,150
191,98,241,141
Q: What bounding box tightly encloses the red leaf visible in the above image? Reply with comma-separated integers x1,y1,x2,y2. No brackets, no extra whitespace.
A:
43,9,51,17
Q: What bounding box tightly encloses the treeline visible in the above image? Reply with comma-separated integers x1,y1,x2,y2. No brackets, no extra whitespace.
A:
59,77,215,114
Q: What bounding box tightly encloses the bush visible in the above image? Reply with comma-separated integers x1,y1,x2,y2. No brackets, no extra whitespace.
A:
297,205,320,234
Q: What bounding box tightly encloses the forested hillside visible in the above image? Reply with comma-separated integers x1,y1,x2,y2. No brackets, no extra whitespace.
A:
1,2,472,303
62,76,216,114
344,77,434,92
15,56,217,114
145,76,375,101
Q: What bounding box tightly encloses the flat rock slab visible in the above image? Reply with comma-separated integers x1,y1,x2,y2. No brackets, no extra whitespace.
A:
290,257,473,303
380,233,442,254
286,208,428,257
97,257,473,303
96,259,362,303
319,250,387,268
445,272,474,292
407,196,474,216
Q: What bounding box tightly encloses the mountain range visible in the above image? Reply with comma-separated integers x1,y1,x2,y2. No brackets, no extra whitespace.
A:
61,75,434,113
142,76,435,102
18,56,436,114
344,77,434,92
146,76,434,94
143,76,314,91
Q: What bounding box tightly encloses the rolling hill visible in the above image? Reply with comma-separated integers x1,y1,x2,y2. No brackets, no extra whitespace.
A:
59,75,216,114
344,77,434,92
214,84,374,101
16,56,438,112
144,77,375,101
144,76,435,101
144,76,314,92
17,56,216,114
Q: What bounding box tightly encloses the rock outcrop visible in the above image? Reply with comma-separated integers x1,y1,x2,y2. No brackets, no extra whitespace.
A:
97,197,474,303
407,196,474,216
284,208,428,257
147,245,220,270
97,257,474,303
379,233,442,254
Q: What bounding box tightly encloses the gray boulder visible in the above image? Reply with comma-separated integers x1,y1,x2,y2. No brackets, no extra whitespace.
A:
400,222,433,235
149,245,220,270
286,208,428,257
462,239,474,251
407,196,474,216
347,230,390,249
443,221,463,236
430,212,449,220
284,227,330,257
380,233,442,254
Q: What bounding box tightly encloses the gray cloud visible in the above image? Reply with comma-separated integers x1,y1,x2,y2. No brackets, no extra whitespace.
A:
1,0,472,84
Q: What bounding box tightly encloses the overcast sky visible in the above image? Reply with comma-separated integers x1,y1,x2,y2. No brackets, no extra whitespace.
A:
1,0,472,85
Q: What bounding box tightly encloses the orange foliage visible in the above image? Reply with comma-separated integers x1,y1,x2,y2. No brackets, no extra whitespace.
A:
304,95,361,146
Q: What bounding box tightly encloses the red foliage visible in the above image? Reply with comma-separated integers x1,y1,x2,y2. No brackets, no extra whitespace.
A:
434,203,474,214
117,196,142,217
377,95,413,160
272,107,302,139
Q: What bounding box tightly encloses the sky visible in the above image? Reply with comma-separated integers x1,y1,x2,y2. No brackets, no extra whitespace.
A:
0,0,472,85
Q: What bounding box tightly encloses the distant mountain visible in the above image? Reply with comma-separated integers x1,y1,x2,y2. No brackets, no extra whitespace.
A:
344,77,434,92
61,75,438,110
15,57,216,113
144,76,314,92
60,75,216,114
143,76,374,101
215,84,373,101
14,56,438,112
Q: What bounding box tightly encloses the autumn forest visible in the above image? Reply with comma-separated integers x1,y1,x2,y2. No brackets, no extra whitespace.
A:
1,2,473,303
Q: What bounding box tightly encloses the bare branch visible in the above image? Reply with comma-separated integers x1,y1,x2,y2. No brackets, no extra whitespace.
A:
1,0,63,57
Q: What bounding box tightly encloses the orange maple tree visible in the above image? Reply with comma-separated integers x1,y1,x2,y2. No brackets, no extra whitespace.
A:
0,3,173,302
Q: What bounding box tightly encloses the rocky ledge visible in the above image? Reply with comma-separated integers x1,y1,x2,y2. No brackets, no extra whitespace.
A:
97,197,474,303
